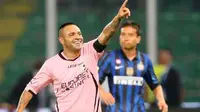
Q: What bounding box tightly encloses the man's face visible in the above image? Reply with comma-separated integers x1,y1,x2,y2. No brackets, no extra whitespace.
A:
59,25,84,51
120,26,141,50
158,50,172,65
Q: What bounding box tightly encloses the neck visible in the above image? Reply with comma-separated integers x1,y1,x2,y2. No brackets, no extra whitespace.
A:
122,48,137,60
63,48,80,59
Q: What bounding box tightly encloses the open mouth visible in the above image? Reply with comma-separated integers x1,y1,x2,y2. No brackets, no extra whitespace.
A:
74,41,81,44
73,40,83,46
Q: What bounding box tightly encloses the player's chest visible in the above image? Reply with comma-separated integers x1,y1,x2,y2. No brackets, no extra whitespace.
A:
52,60,91,81
110,58,147,77
53,62,95,94
110,58,147,86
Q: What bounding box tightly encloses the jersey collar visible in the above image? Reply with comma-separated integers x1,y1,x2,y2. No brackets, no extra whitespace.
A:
58,50,80,61
119,48,141,61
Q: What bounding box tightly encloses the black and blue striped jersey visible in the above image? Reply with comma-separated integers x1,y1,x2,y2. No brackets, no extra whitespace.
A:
98,49,159,112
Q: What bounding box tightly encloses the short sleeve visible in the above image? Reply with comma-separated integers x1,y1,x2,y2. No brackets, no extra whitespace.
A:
83,39,105,61
25,61,53,94
143,55,159,90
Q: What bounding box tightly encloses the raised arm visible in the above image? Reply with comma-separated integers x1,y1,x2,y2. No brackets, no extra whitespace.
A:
16,90,33,112
98,0,130,45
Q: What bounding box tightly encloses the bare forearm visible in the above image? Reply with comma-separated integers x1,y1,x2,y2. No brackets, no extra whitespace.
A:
153,85,166,103
98,15,122,45
16,90,33,112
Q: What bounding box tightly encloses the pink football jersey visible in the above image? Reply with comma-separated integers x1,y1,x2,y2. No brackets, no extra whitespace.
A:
25,39,103,112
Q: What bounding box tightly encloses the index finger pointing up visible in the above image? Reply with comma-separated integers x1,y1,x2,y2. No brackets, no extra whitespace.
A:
120,0,128,9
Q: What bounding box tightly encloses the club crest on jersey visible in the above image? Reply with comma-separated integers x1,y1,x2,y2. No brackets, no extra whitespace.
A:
81,64,86,71
137,61,144,71
126,67,134,76
115,59,121,65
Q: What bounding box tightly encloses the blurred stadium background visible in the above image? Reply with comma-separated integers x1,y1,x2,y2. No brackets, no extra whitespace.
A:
0,0,199,112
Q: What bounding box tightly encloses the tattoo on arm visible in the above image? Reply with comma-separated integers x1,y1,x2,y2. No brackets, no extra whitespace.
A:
16,90,33,112
98,16,122,45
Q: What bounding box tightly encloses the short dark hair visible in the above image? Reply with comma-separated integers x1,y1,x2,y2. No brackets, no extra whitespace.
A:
159,47,173,56
120,20,141,36
59,22,77,31
58,22,79,36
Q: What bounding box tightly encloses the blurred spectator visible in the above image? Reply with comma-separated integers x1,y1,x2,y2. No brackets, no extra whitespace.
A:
145,48,184,109
5,60,43,111
145,64,167,105
159,48,184,108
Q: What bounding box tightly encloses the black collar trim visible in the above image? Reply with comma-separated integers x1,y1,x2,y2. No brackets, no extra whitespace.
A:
58,50,80,61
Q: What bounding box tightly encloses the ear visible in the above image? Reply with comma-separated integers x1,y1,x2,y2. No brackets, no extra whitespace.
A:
137,35,141,44
58,37,64,45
